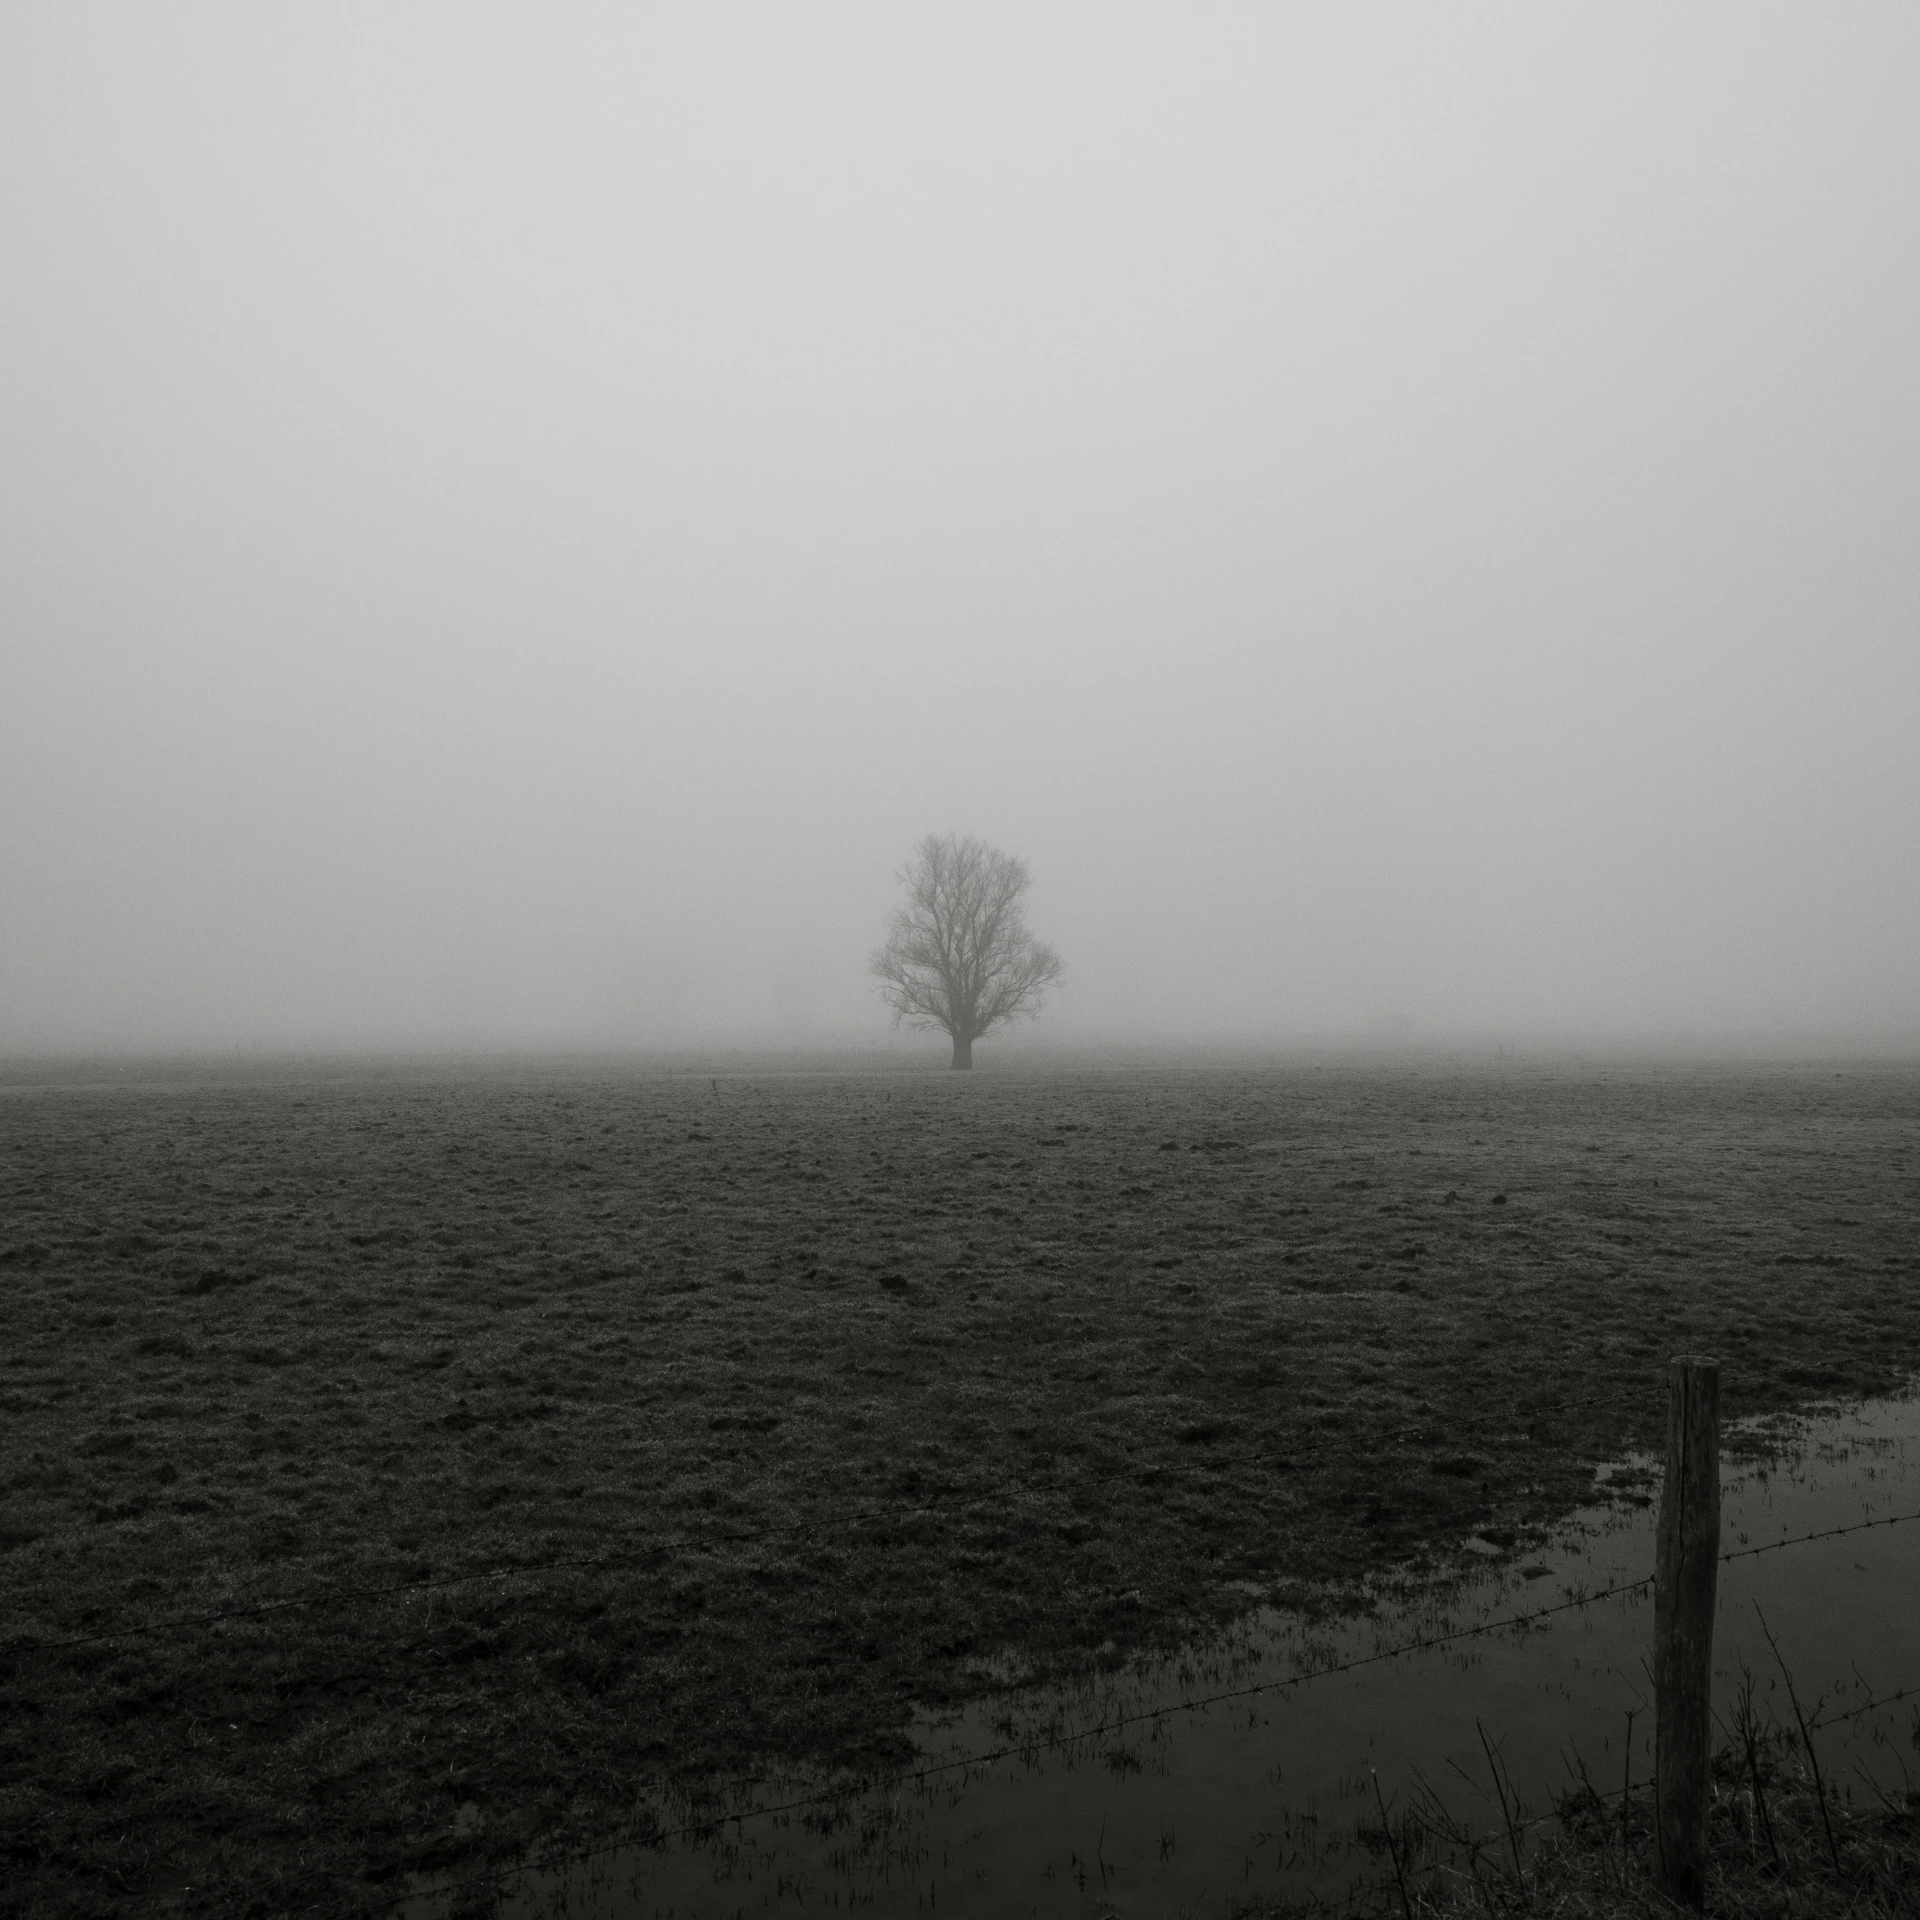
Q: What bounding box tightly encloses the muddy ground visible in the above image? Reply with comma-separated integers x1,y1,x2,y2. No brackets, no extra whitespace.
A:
1,1054,1916,1916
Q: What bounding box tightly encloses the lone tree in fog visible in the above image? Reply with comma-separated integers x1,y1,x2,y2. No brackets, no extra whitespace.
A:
871,834,1064,1070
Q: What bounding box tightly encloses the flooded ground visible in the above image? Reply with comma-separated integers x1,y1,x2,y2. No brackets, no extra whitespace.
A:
408,1387,1920,1918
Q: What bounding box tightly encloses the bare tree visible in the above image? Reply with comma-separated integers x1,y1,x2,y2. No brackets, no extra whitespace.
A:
871,834,1064,1069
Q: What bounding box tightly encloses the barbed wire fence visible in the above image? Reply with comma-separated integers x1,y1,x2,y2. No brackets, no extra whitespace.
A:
380,1502,1920,1916
5,1411,1917,1914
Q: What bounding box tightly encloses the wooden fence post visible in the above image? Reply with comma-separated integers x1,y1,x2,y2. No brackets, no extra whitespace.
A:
1654,1356,1721,1908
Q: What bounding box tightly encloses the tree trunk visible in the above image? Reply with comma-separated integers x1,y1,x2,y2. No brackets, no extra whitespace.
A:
950,1032,973,1070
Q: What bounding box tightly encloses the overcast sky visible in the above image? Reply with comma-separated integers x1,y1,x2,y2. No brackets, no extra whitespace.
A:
4,6,1916,1053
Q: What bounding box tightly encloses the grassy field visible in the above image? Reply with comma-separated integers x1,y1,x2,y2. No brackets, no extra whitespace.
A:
2,1053,1917,1916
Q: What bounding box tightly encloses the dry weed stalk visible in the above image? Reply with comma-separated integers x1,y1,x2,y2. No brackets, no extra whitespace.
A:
1382,1714,1920,1920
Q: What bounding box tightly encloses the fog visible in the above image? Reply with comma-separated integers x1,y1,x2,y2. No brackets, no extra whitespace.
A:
4,6,1916,1054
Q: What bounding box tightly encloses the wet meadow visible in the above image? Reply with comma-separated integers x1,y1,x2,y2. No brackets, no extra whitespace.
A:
2,1053,1916,1915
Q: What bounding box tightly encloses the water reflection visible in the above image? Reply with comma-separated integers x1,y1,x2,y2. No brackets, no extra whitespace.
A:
405,1391,1920,1918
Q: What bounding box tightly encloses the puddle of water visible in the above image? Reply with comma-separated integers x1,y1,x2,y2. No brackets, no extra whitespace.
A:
406,1390,1920,1919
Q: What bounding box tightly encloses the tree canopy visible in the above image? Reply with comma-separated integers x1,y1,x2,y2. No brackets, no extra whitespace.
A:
870,834,1064,1069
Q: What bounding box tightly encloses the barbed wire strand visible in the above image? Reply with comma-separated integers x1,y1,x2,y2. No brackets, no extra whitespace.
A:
1809,1680,1920,1733
1723,1509,1920,1563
